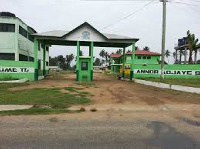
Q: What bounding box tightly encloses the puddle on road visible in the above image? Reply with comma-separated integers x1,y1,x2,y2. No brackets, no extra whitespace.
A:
177,117,200,127
145,121,200,149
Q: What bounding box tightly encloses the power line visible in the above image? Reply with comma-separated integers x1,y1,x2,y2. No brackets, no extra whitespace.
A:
100,0,157,30
170,1,200,6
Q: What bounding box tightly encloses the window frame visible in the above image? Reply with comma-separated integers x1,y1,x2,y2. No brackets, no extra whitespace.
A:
0,23,15,32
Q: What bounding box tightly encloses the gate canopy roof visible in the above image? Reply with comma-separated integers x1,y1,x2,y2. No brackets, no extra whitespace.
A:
33,22,139,48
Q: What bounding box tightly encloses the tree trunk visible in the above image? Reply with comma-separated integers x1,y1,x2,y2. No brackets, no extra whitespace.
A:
194,50,197,64
188,50,193,64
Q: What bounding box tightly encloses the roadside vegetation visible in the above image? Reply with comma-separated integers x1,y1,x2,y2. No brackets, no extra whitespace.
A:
0,79,91,115
141,78,200,88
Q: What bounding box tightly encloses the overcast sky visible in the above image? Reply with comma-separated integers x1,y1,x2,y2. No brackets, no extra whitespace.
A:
1,0,200,64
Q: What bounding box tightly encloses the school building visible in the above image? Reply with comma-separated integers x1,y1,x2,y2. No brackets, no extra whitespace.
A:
0,12,49,80
110,50,161,74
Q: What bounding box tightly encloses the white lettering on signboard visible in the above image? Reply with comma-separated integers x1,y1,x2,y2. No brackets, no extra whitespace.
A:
0,67,34,73
134,69,200,76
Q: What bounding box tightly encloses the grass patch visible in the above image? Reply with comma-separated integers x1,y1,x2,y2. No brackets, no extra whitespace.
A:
0,108,76,116
65,87,84,92
141,78,200,88
0,84,91,108
76,82,95,88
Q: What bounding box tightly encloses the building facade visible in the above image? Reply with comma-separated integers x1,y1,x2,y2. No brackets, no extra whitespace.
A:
0,12,49,80
110,50,161,74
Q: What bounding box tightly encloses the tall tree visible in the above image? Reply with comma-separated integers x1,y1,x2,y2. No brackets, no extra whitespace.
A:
65,54,74,69
104,51,110,66
99,49,106,64
187,30,200,64
165,49,171,63
57,55,65,69
143,46,150,51
94,58,101,66
173,52,177,64
49,56,58,66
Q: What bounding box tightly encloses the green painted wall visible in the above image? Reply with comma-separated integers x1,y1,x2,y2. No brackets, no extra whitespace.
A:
0,60,35,80
111,57,122,73
133,64,200,78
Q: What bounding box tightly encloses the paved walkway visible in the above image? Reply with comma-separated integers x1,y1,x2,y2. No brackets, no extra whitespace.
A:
0,105,32,111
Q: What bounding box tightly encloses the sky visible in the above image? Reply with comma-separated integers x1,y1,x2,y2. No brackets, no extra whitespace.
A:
1,0,200,64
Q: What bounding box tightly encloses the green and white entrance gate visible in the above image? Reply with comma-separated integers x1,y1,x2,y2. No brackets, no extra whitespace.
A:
32,22,139,81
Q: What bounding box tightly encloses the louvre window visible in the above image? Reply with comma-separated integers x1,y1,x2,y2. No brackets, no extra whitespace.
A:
0,53,15,60
29,57,34,62
19,54,28,61
19,26,27,38
147,56,151,59
0,23,15,32
28,33,34,42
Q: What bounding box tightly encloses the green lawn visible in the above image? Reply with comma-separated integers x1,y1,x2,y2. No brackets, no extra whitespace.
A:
0,83,91,115
141,78,200,88
0,108,73,116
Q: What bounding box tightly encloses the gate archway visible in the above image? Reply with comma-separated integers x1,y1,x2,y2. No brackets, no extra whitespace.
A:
32,22,139,81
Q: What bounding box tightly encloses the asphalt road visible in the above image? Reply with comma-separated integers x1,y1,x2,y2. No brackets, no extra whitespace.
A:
0,112,200,149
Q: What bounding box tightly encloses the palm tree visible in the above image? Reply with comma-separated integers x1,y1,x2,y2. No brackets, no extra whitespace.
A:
104,52,110,66
99,49,106,65
187,30,200,64
143,46,150,51
165,50,171,64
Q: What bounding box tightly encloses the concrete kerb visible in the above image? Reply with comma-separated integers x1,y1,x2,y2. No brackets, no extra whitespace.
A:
0,78,29,84
0,105,33,111
133,79,200,94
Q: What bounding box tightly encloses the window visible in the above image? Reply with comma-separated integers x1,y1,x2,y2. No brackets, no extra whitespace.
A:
127,56,131,60
81,62,88,70
143,56,146,59
19,26,27,38
29,57,34,62
19,54,28,61
28,33,34,42
147,56,151,59
38,60,41,70
0,23,15,32
138,56,141,59
0,53,15,60
46,61,49,66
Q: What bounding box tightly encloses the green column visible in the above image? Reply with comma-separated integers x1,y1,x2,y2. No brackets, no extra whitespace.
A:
90,42,94,81
130,42,136,81
122,47,126,78
34,38,38,81
43,45,46,76
76,41,80,81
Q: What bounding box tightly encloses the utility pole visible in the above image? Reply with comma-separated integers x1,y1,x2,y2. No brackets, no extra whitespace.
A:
160,0,167,80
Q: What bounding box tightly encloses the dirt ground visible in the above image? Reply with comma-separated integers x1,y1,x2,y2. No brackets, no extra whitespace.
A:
11,72,200,106
3,72,200,148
